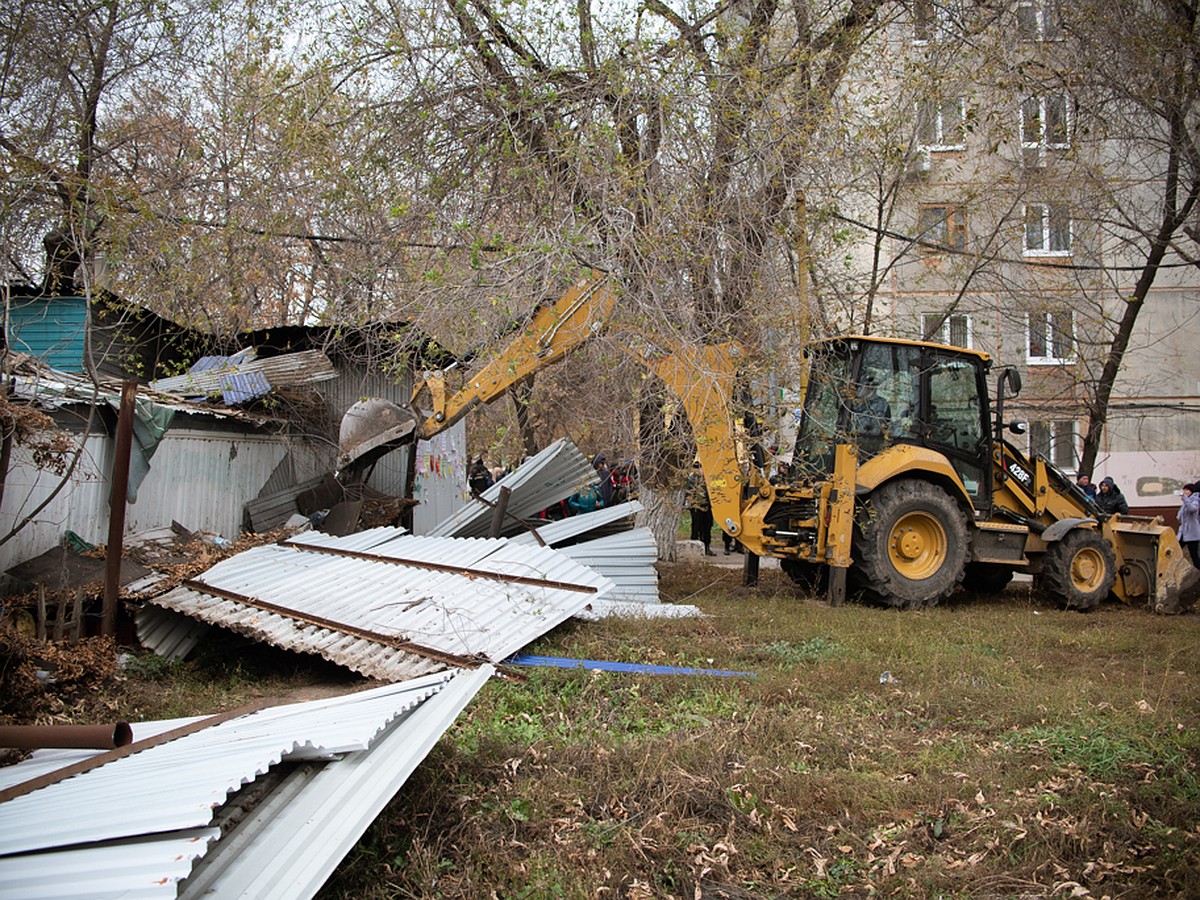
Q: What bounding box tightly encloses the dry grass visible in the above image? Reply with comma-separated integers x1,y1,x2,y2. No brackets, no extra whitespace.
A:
321,565,1200,899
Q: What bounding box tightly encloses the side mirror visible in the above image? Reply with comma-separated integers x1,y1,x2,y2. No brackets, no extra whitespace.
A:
1007,421,1027,435
1002,367,1022,397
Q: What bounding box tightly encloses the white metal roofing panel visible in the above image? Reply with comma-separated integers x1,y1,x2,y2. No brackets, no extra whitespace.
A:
178,665,493,899
576,599,703,620
509,500,643,547
427,438,597,538
134,605,210,661
0,673,454,856
0,669,494,900
148,531,613,680
0,829,219,900
557,529,660,603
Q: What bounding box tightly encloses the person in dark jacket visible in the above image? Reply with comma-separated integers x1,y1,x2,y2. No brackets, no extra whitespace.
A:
1095,476,1129,516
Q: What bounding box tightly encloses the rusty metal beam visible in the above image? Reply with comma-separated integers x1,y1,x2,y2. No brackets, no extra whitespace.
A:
0,722,133,751
180,579,484,669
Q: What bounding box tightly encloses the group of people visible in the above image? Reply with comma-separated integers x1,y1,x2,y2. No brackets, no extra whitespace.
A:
1074,473,1130,516
1076,472,1200,571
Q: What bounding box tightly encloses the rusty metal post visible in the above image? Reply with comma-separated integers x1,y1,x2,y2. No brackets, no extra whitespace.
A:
103,381,137,637
490,485,512,538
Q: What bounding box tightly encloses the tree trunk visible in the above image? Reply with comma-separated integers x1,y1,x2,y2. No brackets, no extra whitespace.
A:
637,484,685,562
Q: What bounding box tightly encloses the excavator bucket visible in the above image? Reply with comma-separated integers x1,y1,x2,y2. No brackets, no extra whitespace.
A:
337,397,420,471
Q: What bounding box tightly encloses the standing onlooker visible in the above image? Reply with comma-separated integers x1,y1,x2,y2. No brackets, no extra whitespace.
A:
1095,476,1130,517
685,461,715,556
468,458,494,495
1075,473,1097,499
593,454,615,507
1178,483,1200,569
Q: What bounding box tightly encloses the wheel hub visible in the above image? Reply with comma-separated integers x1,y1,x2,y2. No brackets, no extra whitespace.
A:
888,512,947,580
1071,548,1104,591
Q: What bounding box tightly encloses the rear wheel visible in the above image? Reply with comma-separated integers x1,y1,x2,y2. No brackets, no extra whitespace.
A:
852,480,969,608
1042,529,1116,610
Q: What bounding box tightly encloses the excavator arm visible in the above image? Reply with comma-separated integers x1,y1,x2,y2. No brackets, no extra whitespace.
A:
414,274,619,438
338,273,752,544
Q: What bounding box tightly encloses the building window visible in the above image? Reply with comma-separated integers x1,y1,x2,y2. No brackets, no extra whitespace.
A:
922,312,972,348
1027,310,1074,363
1017,0,1061,40
914,0,961,42
1023,204,1072,255
918,205,967,253
917,99,966,150
1030,419,1076,471
1021,95,1071,165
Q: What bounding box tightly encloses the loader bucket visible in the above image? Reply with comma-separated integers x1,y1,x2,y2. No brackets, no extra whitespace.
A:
337,397,419,470
1105,517,1200,614
1154,541,1200,615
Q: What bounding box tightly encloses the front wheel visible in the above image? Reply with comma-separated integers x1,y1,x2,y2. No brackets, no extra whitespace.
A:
1042,529,1116,610
852,480,969,608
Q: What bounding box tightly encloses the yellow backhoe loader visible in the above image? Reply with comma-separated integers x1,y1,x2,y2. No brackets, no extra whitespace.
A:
338,272,1199,613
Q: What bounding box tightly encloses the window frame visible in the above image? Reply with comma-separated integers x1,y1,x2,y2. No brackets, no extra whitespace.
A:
1026,310,1075,364
1017,0,1062,41
914,0,962,43
917,98,967,151
1029,418,1077,472
917,204,968,253
1021,95,1072,165
922,312,973,348
1022,203,1073,256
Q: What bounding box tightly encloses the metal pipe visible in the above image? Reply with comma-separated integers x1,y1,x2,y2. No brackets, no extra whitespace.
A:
0,722,133,750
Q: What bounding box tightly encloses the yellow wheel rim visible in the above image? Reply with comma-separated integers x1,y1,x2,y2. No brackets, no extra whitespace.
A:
1070,547,1106,592
888,511,947,580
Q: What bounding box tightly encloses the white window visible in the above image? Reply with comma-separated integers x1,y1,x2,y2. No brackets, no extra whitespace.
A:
918,204,968,253
917,99,966,150
914,0,961,42
1018,0,1062,40
1027,310,1074,363
922,312,972,348
1030,419,1077,471
1021,95,1071,165
1023,204,1072,255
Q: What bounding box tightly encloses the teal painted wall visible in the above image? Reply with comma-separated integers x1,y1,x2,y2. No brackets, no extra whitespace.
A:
6,296,88,372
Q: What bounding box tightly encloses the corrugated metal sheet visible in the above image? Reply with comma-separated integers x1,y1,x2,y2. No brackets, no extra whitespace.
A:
5,297,88,372
178,666,492,899
134,605,210,661
0,668,493,900
147,528,614,680
428,439,597,538
509,500,643,548
558,528,660,604
148,350,336,398
0,830,219,900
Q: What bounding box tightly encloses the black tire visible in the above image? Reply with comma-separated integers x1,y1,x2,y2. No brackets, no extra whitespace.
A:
962,562,1015,595
1042,528,1116,610
852,480,969,608
781,559,829,594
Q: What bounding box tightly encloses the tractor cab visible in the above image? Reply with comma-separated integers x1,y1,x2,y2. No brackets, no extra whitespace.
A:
793,336,995,508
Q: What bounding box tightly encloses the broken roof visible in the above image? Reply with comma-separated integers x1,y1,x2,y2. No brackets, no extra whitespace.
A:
147,528,614,681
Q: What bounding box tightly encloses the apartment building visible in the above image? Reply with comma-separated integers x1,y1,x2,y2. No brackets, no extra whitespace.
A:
864,0,1200,516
